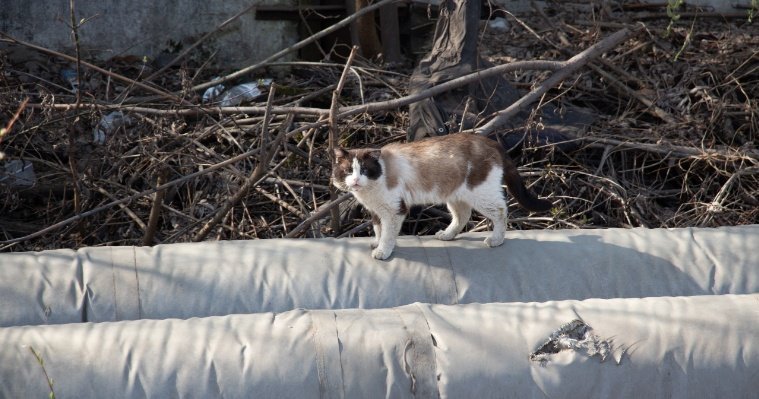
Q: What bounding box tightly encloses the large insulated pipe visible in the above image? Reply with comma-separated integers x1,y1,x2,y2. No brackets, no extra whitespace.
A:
1,225,758,326
2,294,757,398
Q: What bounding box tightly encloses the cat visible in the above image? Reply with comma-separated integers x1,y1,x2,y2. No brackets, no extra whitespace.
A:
332,133,552,260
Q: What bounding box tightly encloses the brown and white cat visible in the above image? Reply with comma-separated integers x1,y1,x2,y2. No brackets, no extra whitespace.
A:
332,133,552,260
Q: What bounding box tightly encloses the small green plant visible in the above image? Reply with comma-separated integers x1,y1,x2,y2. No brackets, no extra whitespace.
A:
749,0,759,22
28,346,56,399
665,0,685,36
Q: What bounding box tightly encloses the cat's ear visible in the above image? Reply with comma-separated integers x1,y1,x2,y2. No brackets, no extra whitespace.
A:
367,149,381,160
333,147,348,160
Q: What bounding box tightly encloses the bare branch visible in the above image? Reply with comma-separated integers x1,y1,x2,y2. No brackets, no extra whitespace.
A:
474,27,639,136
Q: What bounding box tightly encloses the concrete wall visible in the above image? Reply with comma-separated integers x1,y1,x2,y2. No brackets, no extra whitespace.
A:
0,0,297,67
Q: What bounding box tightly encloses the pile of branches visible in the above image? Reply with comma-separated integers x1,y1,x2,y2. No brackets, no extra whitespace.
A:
1,3,757,252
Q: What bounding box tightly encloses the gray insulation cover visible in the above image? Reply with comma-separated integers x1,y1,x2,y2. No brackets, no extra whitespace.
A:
0,248,84,326
1,295,757,398
1,225,758,326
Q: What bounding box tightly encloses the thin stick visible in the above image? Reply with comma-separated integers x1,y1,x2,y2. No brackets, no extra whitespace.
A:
588,63,676,123
330,47,357,152
67,0,83,217
328,46,358,235
578,134,759,161
95,186,147,231
143,167,167,245
285,193,353,238
0,97,29,145
68,0,82,104
25,102,328,117
254,186,307,219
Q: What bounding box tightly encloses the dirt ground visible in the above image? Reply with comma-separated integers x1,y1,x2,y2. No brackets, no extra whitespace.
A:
1,3,757,251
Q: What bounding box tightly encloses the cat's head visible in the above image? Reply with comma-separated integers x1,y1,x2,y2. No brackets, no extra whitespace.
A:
332,148,382,192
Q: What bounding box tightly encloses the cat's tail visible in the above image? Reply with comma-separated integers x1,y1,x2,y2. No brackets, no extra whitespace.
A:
501,154,553,213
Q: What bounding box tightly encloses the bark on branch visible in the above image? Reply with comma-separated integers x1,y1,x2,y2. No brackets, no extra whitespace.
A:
474,27,639,136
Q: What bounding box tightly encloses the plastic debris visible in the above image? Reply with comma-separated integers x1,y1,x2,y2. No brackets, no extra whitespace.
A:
218,79,272,107
0,159,36,187
93,111,133,145
202,78,225,104
219,83,261,107
488,17,509,31
60,68,79,93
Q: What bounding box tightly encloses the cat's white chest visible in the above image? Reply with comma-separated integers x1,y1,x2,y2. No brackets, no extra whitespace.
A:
352,184,396,214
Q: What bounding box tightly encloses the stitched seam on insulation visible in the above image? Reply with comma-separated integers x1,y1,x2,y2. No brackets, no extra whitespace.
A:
689,228,720,294
413,303,442,399
310,312,327,399
132,247,142,318
443,245,460,305
333,311,346,398
111,247,119,320
77,248,87,323
419,236,459,305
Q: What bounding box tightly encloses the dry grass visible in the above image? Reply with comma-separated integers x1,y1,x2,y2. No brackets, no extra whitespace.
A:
1,4,757,251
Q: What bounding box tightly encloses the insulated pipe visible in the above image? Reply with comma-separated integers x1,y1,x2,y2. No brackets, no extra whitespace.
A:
1,225,758,326
1,295,757,398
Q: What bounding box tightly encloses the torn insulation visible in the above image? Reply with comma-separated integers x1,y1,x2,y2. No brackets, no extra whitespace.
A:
530,319,614,366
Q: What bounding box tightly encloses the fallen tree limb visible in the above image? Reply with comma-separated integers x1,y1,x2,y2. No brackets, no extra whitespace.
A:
474,26,639,136
338,59,563,117
25,103,328,117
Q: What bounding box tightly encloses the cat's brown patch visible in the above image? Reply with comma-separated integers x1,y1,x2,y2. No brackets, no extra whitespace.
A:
383,151,399,189
382,134,500,195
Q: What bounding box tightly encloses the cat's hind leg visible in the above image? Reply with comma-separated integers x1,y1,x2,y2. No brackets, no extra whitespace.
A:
472,199,509,248
435,201,472,241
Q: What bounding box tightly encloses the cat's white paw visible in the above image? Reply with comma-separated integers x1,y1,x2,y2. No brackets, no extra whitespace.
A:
484,236,504,248
435,230,456,241
371,247,393,260
370,239,380,249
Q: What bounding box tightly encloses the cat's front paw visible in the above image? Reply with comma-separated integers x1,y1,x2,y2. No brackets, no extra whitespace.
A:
370,239,380,249
435,230,456,241
371,247,393,260
484,236,504,248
